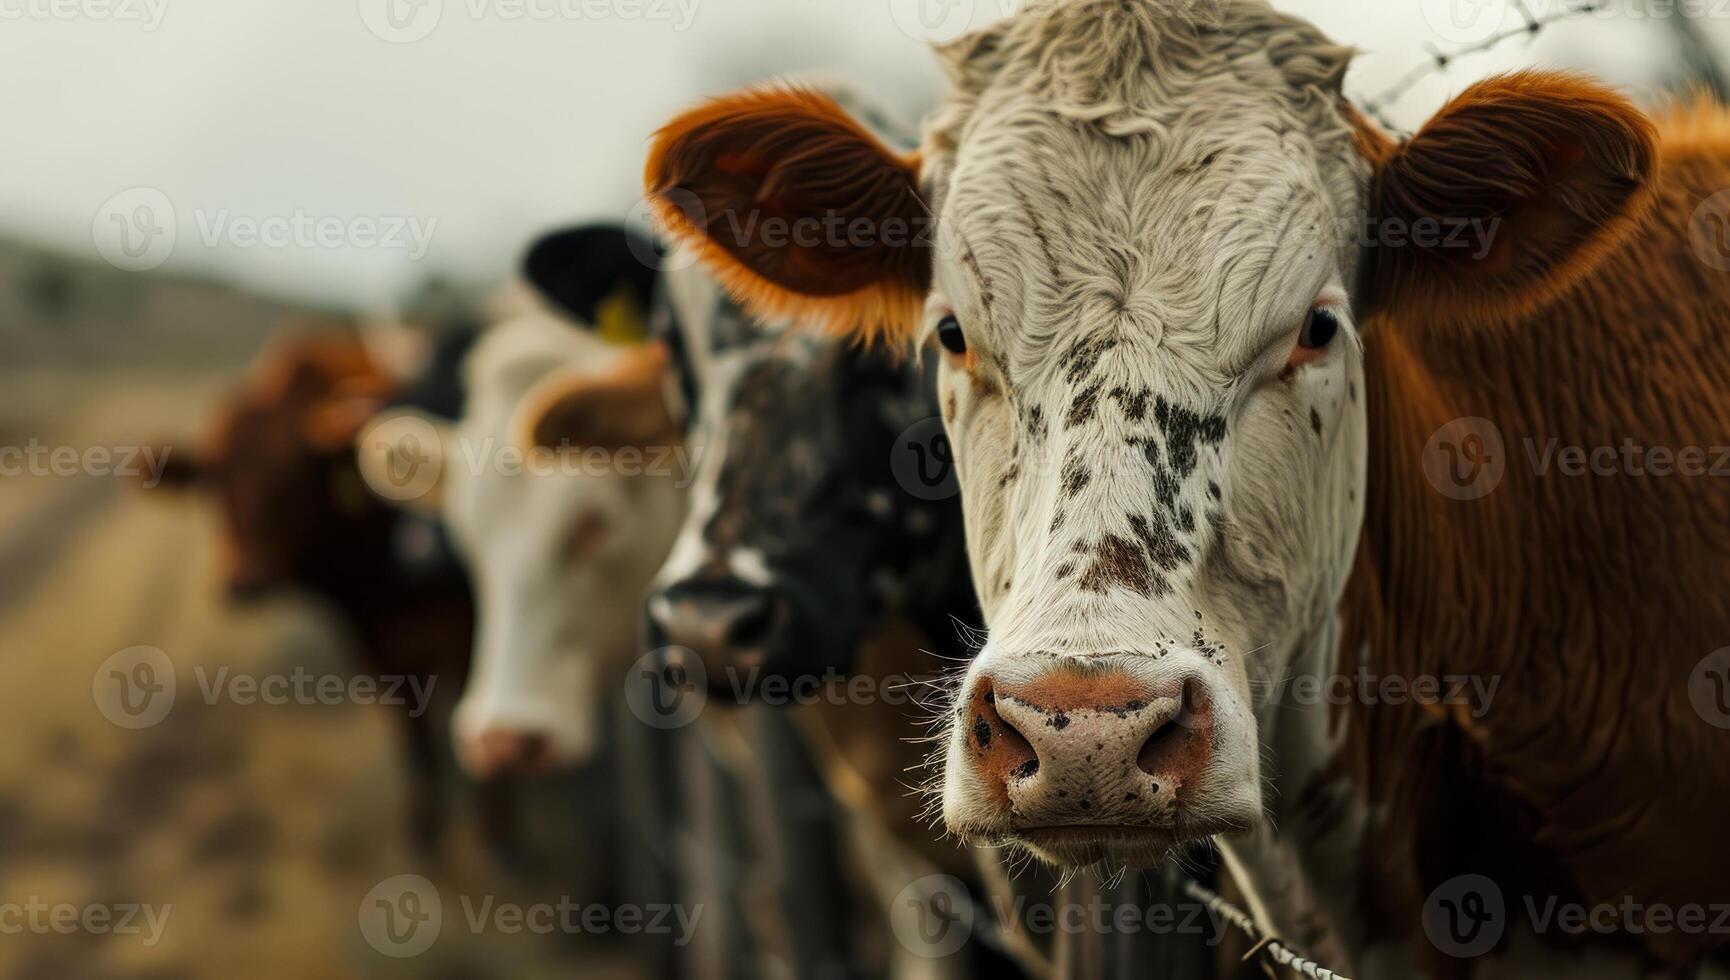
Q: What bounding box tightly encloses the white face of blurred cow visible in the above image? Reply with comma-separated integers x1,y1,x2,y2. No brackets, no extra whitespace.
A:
363,314,684,779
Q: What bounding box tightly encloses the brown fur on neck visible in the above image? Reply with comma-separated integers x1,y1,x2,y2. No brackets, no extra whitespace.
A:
1341,103,1730,969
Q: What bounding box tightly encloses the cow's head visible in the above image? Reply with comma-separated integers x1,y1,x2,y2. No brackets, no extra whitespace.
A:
363,313,684,779
639,266,956,695
645,0,1655,865
149,333,397,600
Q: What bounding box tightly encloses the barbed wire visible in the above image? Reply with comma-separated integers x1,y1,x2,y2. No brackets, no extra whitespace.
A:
1356,0,1608,133
1180,879,1355,980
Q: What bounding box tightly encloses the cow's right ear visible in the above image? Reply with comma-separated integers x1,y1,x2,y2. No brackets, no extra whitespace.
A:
515,341,680,455
1362,72,1657,326
354,409,452,516
645,86,929,345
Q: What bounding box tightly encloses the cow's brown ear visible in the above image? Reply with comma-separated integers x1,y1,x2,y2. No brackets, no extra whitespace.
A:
516,341,681,455
1363,72,1657,326
645,86,928,345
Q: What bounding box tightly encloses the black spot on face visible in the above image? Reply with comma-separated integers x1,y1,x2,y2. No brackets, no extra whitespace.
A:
1310,407,1323,437
973,715,992,749
1065,381,1103,429
1062,336,1118,385
1109,385,1152,421
1060,453,1091,497
1153,396,1226,477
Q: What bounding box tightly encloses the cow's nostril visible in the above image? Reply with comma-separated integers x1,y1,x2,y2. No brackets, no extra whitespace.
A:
726,595,779,649
968,679,1040,795
1136,678,1214,783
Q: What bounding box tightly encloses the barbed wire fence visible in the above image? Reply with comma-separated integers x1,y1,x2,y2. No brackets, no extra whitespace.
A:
1354,0,1730,135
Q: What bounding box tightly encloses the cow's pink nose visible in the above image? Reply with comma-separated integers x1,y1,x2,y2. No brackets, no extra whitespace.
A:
469,729,553,779
962,670,1214,828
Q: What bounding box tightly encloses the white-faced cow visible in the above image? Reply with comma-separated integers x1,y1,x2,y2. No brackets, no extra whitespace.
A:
361,231,685,779
643,1,1730,975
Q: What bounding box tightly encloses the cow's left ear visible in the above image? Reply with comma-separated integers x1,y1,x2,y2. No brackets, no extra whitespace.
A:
645,86,929,345
515,341,681,454
1362,72,1657,325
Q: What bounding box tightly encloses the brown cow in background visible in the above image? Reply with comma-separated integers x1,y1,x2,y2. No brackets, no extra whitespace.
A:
145,326,484,855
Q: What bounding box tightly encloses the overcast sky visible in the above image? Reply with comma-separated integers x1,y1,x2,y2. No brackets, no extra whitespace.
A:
0,0,1712,312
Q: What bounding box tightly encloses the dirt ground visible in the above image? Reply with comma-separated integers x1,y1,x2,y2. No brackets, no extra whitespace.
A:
0,367,635,979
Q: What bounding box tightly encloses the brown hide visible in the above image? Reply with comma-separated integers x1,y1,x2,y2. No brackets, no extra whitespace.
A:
1341,102,1730,969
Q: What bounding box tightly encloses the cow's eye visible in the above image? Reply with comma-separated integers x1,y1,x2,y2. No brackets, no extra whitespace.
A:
1299,308,1339,350
936,315,967,355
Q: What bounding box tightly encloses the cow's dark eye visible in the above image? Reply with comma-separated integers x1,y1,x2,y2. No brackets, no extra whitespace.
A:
1299,308,1339,349
936,315,967,355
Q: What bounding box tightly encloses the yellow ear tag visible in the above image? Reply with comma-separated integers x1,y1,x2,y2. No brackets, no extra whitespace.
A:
594,285,648,346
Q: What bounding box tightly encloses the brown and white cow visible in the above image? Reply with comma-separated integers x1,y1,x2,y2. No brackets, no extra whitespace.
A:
640,1,1730,974
145,328,481,852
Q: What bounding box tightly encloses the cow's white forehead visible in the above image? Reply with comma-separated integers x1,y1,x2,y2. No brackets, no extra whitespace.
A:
923,0,1362,374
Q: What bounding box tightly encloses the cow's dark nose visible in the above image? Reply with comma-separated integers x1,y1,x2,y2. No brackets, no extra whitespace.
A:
646,580,786,666
467,729,553,780
962,671,1215,827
